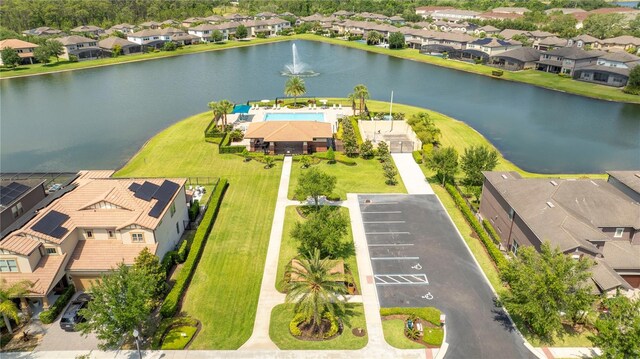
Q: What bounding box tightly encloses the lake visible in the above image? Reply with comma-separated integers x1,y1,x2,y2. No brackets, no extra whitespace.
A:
1,40,639,173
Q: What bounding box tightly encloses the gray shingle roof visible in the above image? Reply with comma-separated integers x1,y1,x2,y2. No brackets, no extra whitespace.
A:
491,47,541,62
607,171,640,194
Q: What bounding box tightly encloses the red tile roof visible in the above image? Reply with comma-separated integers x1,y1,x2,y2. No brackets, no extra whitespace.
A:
66,240,156,272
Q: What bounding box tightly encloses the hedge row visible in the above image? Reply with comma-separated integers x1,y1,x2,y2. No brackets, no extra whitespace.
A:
482,219,501,246
380,307,441,326
177,238,189,263
40,285,76,324
445,183,507,269
350,117,363,145
412,150,422,164
218,133,245,154
160,179,228,318
162,250,179,274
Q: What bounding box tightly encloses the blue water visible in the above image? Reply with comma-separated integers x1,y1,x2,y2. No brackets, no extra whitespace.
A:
232,104,251,114
263,112,325,122
615,1,639,7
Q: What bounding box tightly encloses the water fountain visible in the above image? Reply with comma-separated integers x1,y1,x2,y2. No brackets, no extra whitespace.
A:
282,43,319,77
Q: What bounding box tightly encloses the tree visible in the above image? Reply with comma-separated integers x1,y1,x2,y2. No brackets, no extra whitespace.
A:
382,159,398,185
500,242,594,343
77,262,155,349
326,147,336,164
366,30,382,45
112,44,122,57
291,206,350,258
460,145,499,187
360,139,374,159
294,167,336,208
34,46,51,65
284,76,306,106
1,47,21,68
236,24,248,39
264,155,275,169
377,141,389,158
407,112,440,145
211,29,224,43
285,249,347,334
300,155,311,168
45,40,64,62
589,295,640,359
0,279,32,334
208,101,222,126
583,13,625,39
625,65,640,93
162,41,177,51
218,99,234,127
388,31,405,49
543,14,578,38
133,247,165,297
427,147,458,186
511,34,532,47
351,84,369,114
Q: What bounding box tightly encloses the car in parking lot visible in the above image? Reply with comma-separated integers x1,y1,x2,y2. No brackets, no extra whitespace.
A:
60,293,92,331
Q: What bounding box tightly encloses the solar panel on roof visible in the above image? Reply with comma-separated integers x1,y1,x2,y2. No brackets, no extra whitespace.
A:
0,182,31,206
148,200,167,218
7,182,30,191
134,181,159,201
31,210,70,236
128,183,141,192
49,226,69,239
147,180,180,218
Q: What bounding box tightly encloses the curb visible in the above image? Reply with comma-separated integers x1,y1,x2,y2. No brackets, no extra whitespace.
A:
433,322,448,359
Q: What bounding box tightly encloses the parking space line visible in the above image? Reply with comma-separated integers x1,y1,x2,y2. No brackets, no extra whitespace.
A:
365,231,410,235
368,243,414,247
363,221,406,224
362,211,402,214
371,256,419,260
374,274,429,285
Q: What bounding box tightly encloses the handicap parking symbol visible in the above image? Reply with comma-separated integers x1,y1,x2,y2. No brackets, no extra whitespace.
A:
411,263,422,270
422,292,434,300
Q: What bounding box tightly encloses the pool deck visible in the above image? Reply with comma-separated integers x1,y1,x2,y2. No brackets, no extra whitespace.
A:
229,105,351,133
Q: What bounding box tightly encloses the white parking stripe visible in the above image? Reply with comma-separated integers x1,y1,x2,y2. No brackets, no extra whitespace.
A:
371,256,419,260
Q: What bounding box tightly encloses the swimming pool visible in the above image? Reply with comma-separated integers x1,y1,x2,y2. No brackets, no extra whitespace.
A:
232,104,251,114
263,112,325,122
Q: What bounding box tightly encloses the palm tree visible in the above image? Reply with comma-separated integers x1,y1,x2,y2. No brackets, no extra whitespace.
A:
285,249,347,334
208,101,221,127
218,100,234,128
347,92,357,116
0,279,32,334
366,30,382,45
352,84,370,115
284,76,306,107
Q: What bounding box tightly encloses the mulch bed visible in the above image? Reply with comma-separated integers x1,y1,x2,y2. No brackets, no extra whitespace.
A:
352,327,366,337
294,319,343,341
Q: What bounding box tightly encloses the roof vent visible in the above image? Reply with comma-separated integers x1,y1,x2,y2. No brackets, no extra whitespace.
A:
501,174,508,179
550,180,558,186
546,201,555,208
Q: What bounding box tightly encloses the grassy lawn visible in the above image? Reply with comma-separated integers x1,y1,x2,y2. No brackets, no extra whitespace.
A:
269,303,368,350
297,35,640,104
275,206,360,293
161,325,198,350
115,111,281,349
288,156,407,200
382,319,424,349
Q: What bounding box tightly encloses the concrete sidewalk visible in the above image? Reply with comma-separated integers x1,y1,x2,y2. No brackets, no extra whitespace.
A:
391,153,433,194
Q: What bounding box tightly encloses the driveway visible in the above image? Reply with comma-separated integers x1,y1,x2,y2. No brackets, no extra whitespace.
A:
35,292,99,351
359,194,536,359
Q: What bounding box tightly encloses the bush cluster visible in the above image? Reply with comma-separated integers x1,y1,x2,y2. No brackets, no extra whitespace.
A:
40,285,76,324
340,117,359,157
188,200,199,221
482,219,501,246
218,133,246,154
160,179,228,318
412,150,423,164
289,313,305,337
379,307,442,326
323,311,340,339
151,316,199,349
445,184,507,269
161,250,180,274
177,238,189,263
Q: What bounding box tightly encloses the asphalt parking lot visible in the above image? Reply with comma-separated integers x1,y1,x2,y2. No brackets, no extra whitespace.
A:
359,194,536,359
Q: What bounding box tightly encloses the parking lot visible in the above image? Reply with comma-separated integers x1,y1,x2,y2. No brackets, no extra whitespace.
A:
359,194,536,359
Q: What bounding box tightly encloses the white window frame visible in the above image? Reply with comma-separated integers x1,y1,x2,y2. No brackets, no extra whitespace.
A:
131,233,144,243
86,230,93,238
614,228,624,238
45,247,58,255
511,240,519,255
0,259,19,272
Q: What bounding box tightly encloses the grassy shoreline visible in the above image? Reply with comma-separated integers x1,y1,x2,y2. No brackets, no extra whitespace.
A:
2,33,638,104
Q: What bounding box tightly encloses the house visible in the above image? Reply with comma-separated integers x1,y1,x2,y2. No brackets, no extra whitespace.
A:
203,15,224,24
181,17,203,27
0,181,46,233
536,47,603,75
358,12,389,22
21,27,62,37
161,19,180,27
528,30,555,42
431,21,474,33
139,21,161,29
475,25,500,36
463,37,522,61
106,23,137,35
0,39,39,65
255,12,278,20
567,34,601,49
534,36,568,51
479,171,640,294
429,9,481,22
244,121,333,155
420,32,475,55
545,8,586,15
601,36,640,54
128,27,199,48
98,37,143,56
490,7,530,15
224,13,252,22
415,6,455,18
188,24,219,42
244,18,291,37
333,10,354,18
0,171,189,309
498,29,529,40
56,35,102,61
489,47,541,71
70,25,104,37
479,11,525,20
388,15,405,25
574,52,640,87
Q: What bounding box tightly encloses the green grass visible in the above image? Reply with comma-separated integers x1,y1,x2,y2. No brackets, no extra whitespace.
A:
288,156,407,200
275,206,360,293
269,303,368,350
161,325,197,350
382,320,424,349
296,34,640,104
115,111,281,349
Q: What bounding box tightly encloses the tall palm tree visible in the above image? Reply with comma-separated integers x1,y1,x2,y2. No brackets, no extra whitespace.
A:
284,76,306,106
366,30,382,45
347,92,357,116
352,84,370,115
0,279,32,334
208,101,222,127
285,249,347,333
218,100,234,128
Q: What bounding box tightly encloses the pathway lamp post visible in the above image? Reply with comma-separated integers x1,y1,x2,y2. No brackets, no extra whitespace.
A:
133,329,142,359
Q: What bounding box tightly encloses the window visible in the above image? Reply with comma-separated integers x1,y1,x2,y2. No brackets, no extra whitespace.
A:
508,208,514,220
46,247,58,255
86,230,93,238
614,228,624,238
108,230,115,238
170,203,176,217
0,259,18,272
511,240,519,255
131,233,144,243
176,222,180,234
16,202,23,216
11,206,18,218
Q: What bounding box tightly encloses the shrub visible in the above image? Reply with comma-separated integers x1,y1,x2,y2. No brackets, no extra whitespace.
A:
289,313,305,336
177,239,189,263
68,54,78,62
380,307,441,326
160,179,228,318
40,285,76,324
162,41,177,51
412,150,422,164
313,151,356,166
445,184,507,269
188,200,199,221
323,311,339,338
482,219,501,245
161,250,179,273
360,140,374,159
492,70,504,77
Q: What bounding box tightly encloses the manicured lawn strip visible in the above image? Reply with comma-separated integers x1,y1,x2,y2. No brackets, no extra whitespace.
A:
382,320,424,349
380,307,441,326
0,37,290,79
115,111,281,349
161,325,198,350
269,303,368,350
296,35,640,104
275,206,360,293
288,156,407,200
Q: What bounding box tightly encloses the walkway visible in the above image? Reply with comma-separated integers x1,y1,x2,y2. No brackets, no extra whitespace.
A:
391,153,434,194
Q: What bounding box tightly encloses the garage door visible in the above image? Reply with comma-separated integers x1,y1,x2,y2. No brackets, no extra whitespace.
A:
72,275,99,292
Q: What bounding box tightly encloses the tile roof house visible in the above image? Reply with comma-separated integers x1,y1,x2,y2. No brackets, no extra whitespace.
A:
128,27,199,47
574,52,640,87
244,121,333,155
21,27,63,37
567,34,601,49
181,17,204,27
464,37,522,58
0,39,39,65
475,25,500,36
106,23,137,35
70,25,105,37
0,171,189,307
534,36,569,51
489,47,542,71
0,180,46,232
601,35,640,54
573,7,640,28
479,171,640,294
98,37,143,55
536,46,603,76
139,21,161,29
55,35,103,61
